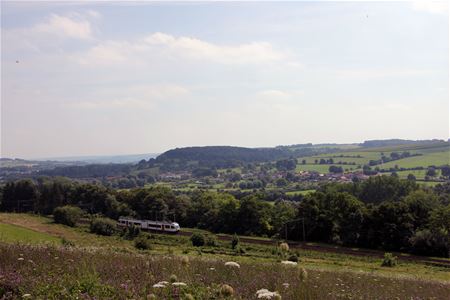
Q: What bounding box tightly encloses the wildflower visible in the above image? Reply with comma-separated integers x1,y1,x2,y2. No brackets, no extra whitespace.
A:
18,258,24,261
153,281,169,288
209,267,215,271
256,289,281,299
279,242,289,252
22,294,31,298
146,294,157,300
224,261,240,268
282,283,289,289
172,282,187,287
220,284,234,297
298,267,308,282
281,260,297,266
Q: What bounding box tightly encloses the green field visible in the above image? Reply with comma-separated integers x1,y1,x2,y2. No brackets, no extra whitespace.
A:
1,213,449,299
296,142,449,174
0,223,61,245
285,189,316,196
295,164,356,173
381,151,449,169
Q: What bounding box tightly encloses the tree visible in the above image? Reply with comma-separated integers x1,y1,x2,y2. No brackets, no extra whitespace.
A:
441,165,450,178
190,232,205,247
329,166,343,174
90,217,117,236
407,174,416,181
276,159,297,171
426,167,437,177
53,206,83,227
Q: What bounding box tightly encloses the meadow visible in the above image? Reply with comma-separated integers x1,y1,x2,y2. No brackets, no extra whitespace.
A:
1,213,450,299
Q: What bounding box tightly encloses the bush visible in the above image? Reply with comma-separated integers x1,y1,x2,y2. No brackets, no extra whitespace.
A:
53,206,83,227
134,233,152,250
205,234,218,247
288,254,299,262
190,233,205,247
122,225,141,240
381,253,397,267
409,229,450,258
90,217,117,236
61,237,75,247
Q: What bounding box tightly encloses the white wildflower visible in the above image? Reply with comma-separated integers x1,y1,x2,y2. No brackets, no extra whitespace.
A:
172,282,187,287
22,294,31,298
282,282,290,289
224,261,240,268
281,260,297,266
17,257,24,261
209,267,215,271
255,289,281,299
153,281,169,288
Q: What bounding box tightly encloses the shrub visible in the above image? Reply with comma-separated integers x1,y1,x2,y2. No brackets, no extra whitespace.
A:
205,234,218,247
381,253,397,267
61,238,75,247
53,206,83,227
90,217,117,236
231,233,240,249
288,254,299,262
234,245,245,255
409,229,450,258
190,233,205,247
122,225,141,240
134,234,152,250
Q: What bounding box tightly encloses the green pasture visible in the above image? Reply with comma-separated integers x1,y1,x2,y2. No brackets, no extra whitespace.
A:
381,151,449,169
0,223,61,245
296,164,357,173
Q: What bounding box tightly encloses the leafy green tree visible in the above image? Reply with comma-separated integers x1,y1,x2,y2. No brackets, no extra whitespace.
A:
53,205,83,227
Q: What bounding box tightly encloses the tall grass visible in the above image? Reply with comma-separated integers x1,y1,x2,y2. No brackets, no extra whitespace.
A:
1,243,448,299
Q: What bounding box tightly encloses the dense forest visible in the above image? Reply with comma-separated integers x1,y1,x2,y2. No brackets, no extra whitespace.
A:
150,145,343,170
1,175,449,257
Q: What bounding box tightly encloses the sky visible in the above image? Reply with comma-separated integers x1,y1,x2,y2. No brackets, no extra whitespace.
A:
1,0,449,159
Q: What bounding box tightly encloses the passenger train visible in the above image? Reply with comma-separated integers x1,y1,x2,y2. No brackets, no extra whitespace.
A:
118,217,180,233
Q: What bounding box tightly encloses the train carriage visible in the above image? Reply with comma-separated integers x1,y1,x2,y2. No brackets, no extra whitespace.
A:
118,217,180,233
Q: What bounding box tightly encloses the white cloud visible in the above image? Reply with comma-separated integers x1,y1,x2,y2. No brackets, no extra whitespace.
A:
76,32,291,66
33,13,93,39
334,68,431,79
412,1,448,14
67,84,190,110
144,32,286,64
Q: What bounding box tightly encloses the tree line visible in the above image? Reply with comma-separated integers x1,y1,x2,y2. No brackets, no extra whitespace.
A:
0,175,449,257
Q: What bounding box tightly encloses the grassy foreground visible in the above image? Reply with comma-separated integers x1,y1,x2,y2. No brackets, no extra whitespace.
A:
1,243,449,299
0,213,449,299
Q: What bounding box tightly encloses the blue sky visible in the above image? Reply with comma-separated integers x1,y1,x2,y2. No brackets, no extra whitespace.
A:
1,1,448,158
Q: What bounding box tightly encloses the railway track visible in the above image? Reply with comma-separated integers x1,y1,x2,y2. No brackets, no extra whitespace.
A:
179,230,450,268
